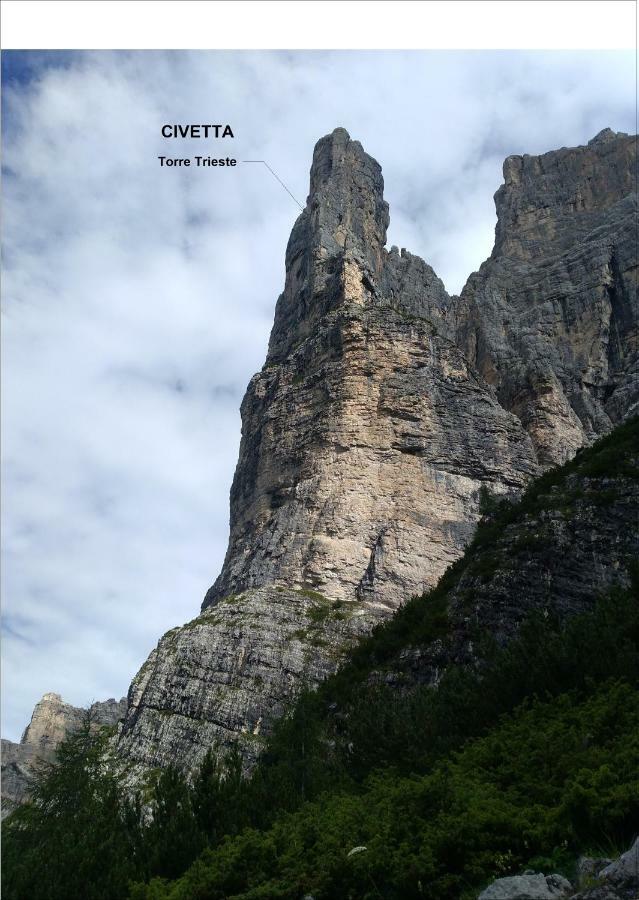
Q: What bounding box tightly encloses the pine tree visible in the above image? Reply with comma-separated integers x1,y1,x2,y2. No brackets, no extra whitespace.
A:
142,765,205,880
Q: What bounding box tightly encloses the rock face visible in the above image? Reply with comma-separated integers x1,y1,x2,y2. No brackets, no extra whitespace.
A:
1,739,38,819
599,839,639,887
367,419,639,690
18,692,126,751
117,588,378,774
115,127,637,779
1,693,126,818
115,128,538,776
456,128,637,466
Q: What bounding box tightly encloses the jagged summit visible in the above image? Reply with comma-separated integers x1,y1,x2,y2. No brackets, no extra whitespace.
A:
306,127,389,255
588,126,629,146
494,128,636,260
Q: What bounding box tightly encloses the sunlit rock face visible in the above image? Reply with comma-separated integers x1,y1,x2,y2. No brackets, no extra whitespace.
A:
115,127,637,779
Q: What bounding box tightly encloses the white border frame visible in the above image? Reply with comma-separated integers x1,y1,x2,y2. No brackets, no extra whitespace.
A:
1,0,636,51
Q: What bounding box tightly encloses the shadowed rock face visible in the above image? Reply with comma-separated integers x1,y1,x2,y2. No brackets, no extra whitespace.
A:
114,127,637,780
1,693,126,818
455,128,638,466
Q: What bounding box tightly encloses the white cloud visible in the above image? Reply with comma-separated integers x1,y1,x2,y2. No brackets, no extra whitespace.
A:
1,49,635,739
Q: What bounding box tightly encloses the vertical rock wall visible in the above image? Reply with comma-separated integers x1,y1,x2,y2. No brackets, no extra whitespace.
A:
455,128,637,465
205,128,537,612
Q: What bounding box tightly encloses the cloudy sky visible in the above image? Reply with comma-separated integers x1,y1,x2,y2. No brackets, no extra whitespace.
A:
1,49,635,740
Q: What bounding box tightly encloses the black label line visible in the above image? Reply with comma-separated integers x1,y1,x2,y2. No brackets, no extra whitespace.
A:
242,160,304,211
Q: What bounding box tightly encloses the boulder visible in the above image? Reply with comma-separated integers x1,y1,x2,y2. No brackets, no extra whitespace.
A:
478,872,572,899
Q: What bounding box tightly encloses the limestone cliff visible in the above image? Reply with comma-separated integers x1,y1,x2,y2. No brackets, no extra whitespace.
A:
455,128,637,465
372,420,639,691
1,693,126,818
115,127,636,779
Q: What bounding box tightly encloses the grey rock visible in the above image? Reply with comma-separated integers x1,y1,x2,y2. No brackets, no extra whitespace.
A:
117,587,378,778
205,127,536,614
1,738,39,819
19,692,126,751
116,128,539,778
599,838,639,885
477,872,572,899
572,838,639,900
570,889,627,900
373,458,639,691
576,856,614,886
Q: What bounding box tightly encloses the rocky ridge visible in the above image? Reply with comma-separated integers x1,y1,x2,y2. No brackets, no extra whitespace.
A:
1,693,126,818
113,126,637,780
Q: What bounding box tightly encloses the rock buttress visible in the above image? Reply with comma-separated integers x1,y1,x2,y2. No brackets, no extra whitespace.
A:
205,128,537,613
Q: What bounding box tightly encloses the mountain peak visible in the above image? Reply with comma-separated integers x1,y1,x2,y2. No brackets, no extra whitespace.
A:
268,129,390,364
588,126,627,146
307,127,352,187
305,126,389,263
493,128,636,262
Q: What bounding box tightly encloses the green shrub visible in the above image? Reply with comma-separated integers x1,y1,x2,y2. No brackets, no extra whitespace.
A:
130,680,639,900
